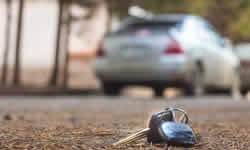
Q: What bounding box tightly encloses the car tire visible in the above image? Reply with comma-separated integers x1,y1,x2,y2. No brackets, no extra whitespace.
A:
102,83,122,96
154,87,165,97
231,70,241,99
185,66,205,97
240,89,248,96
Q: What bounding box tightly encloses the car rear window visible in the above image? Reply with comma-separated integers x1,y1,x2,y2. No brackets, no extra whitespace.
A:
118,22,181,35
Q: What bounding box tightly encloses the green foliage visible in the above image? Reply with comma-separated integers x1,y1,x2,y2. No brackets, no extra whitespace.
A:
108,0,250,42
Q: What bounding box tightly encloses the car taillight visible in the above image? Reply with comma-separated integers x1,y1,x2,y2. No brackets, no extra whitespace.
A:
96,43,105,57
164,39,184,55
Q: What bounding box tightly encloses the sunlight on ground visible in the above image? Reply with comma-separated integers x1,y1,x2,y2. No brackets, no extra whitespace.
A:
124,87,181,99
124,87,153,98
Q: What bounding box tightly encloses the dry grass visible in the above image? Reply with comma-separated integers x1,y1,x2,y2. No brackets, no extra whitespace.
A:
0,109,249,150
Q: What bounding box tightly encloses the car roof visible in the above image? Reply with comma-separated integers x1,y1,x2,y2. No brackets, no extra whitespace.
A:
153,14,190,22
122,14,195,26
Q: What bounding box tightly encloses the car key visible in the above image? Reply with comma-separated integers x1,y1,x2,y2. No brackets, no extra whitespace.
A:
112,108,196,149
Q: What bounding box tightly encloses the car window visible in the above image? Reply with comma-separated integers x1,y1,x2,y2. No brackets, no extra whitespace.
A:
180,18,205,43
202,22,225,47
117,21,182,35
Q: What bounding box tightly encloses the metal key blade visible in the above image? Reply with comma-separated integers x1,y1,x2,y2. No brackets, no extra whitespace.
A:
112,128,151,147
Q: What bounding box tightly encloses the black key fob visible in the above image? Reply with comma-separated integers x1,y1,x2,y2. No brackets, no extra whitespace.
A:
159,121,196,147
147,109,175,143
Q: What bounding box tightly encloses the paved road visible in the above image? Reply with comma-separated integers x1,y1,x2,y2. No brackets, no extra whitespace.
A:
0,95,249,122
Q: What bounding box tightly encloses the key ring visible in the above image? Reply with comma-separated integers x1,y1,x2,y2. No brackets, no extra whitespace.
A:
165,107,189,124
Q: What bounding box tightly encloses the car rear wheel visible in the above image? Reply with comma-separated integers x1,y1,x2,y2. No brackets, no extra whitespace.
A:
154,87,165,97
240,89,248,96
102,83,122,96
185,66,205,97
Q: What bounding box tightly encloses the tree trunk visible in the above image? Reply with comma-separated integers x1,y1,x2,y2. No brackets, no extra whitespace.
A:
13,0,24,85
106,0,113,32
1,0,12,85
63,1,72,88
49,0,65,86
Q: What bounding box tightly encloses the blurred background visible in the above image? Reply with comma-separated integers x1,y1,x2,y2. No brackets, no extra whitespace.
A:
0,0,250,95
1,1,250,149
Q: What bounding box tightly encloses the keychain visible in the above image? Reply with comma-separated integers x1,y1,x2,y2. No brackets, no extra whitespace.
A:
112,108,196,149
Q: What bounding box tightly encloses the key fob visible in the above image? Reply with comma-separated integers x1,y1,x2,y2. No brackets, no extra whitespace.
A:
159,121,196,147
147,109,175,143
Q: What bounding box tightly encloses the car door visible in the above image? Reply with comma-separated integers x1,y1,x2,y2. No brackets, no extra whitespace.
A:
176,17,215,86
199,21,236,88
180,18,219,86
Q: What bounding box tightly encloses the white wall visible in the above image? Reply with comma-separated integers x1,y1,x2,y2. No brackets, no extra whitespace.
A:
0,1,57,67
0,0,108,68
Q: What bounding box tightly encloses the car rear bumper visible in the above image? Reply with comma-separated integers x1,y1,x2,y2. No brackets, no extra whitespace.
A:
95,55,194,87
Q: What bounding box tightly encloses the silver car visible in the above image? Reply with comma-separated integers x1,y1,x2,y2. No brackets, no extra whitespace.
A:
95,14,240,97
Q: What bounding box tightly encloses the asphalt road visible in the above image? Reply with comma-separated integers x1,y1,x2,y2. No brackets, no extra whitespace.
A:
0,94,249,123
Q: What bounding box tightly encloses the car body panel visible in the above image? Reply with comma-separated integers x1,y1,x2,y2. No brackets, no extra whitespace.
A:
96,55,194,85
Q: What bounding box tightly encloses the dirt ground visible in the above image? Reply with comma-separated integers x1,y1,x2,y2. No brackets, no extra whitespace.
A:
0,95,249,150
